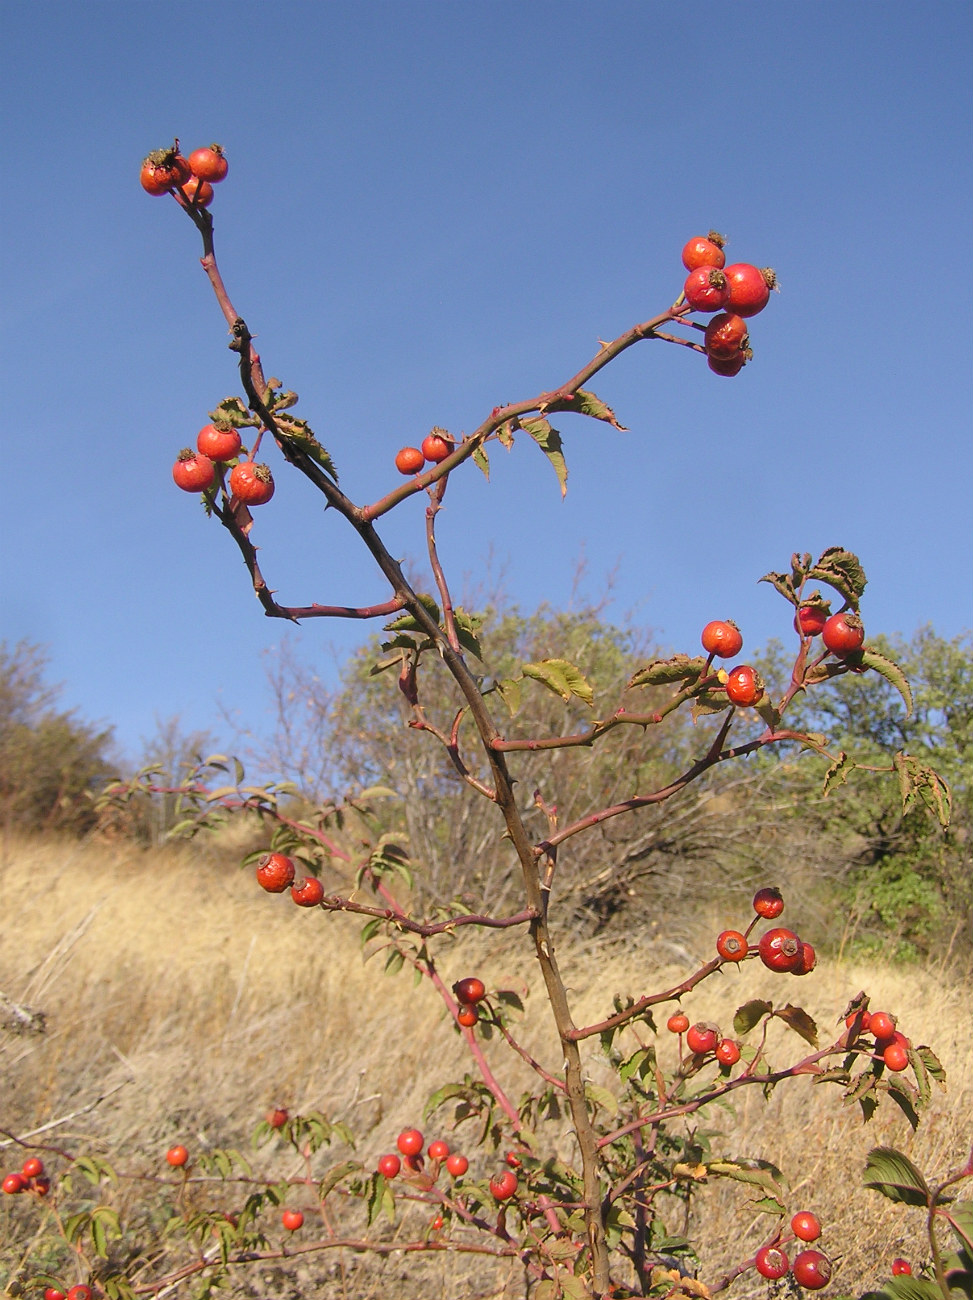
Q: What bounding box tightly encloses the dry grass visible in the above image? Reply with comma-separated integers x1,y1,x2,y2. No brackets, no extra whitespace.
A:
1,837,969,1297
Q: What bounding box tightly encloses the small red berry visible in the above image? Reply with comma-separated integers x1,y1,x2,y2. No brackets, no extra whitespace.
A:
140,144,191,195
684,266,729,312
667,1012,690,1034
290,876,324,907
822,610,865,657
421,433,452,463
715,1038,741,1066
869,1011,896,1041
704,312,749,360
883,1042,910,1072
3,1172,25,1194
791,1210,822,1242
681,233,726,271
505,1151,523,1168
21,1156,44,1179
377,1153,401,1178
445,1152,468,1177
725,664,764,707
188,144,228,183
282,1208,304,1231
686,1023,719,1055
44,1290,66,1300
266,1107,289,1129
395,446,425,475
66,1289,92,1300
166,1145,189,1167
790,940,817,976
846,1009,872,1034
453,977,486,1005
792,1248,833,1289
457,1004,479,1028
755,1244,789,1280
753,887,784,919
430,1213,444,1229
716,930,748,962
795,603,830,637
172,449,215,492
489,1169,518,1200
758,928,803,973
197,423,242,462
229,460,275,505
428,1139,450,1161
397,1128,424,1157
701,619,743,659
891,1258,912,1275
255,852,295,893
723,264,777,318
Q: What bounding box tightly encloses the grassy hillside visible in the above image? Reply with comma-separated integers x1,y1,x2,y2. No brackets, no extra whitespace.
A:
1,837,969,1296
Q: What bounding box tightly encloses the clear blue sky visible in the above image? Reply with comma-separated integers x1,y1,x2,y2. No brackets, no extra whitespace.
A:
2,2,970,766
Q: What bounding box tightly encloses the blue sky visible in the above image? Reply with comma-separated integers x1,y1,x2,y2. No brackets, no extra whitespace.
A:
2,2,971,766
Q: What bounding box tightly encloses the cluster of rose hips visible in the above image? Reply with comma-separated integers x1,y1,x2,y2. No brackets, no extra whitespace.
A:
665,1011,742,1067
377,1127,519,1202
140,139,228,208
755,1210,833,1289
2,1153,50,1198
700,605,867,713
680,233,777,377
717,885,817,976
254,850,324,906
845,1006,913,1073
172,422,275,506
394,431,454,476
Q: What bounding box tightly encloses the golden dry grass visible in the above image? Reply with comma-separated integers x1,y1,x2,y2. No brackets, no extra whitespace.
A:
1,837,969,1297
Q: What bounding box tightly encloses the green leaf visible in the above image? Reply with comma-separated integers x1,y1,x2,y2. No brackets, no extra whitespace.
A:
384,594,441,632
707,1159,786,1214
915,1045,946,1085
734,1000,773,1035
948,1200,973,1255
858,648,914,717
775,1003,818,1047
892,753,953,828
522,659,594,706
275,412,338,481
863,1146,930,1206
755,697,781,730
628,655,706,688
494,677,522,716
877,1278,945,1300
541,388,627,430
423,1081,476,1119
759,569,798,604
521,417,567,497
453,608,483,659
806,546,868,607
473,443,490,479
822,750,852,796
319,1160,361,1200
584,1082,618,1116
886,1076,921,1130
209,396,261,428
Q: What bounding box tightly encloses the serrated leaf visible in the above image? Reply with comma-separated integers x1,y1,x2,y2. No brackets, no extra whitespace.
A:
775,1004,818,1046
755,698,781,730
806,546,868,606
857,648,914,716
822,750,852,796
692,689,731,720
915,1044,947,1084
496,419,515,449
209,396,261,428
707,1160,786,1212
628,655,707,688
880,1278,952,1300
521,417,567,497
886,1075,921,1130
522,659,594,706
893,753,953,828
384,594,441,632
734,1000,773,1035
472,443,490,479
844,1070,878,1103
319,1160,361,1199
453,608,483,659
619,1048,651,1085
367,1173,396,1225
542,388,627,430
275,412,338,481
759,569,798,603
423,1081,475,1118
494,677,522,716
948,1200,973,1254
863,1146,930,1206
584,1082,618,1116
